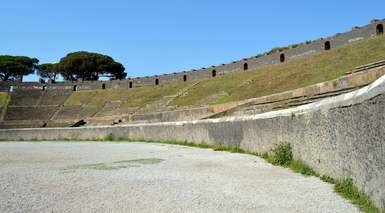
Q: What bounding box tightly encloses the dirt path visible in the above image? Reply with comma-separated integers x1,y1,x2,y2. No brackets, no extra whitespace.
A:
0,142,358,213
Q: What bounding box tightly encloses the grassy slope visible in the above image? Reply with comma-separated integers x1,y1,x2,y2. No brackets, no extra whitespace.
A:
171,36,385,106
65,36,385,109
0,92,9,107
65,83,190,109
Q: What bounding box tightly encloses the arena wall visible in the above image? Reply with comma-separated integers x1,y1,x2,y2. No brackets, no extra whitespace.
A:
1,19,384,92
1,74,384,209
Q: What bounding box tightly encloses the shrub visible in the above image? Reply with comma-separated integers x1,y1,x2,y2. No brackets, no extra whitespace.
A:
103,133,114,141
272,143,293,166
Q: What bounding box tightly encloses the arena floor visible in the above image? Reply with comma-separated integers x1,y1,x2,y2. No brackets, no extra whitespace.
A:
0,142,358,213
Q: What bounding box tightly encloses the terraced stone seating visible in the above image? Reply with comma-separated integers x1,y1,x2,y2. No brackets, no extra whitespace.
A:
54,105,98,120
93,101,123,117
0,89,76,128
4,106,58,120
2,58,385,129
38,89,72,105
0,119,79,129
207,65,385,118
346,59,385,75
0,120,46,129
226,87,359,117
131,107,214,123
47,120,78,128
9,90,42,106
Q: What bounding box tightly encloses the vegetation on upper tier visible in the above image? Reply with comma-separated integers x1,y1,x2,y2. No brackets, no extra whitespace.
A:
65,36,385,109
0,92,9,107
64,83,187,108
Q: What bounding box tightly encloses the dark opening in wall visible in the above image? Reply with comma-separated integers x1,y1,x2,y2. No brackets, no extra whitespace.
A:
73,85,77,91
71,119,87,127
183,75,187,82
155,78,159,85
376,24,384,35
280,53,285,63
324,41,331,50
42,86,47,91
102,83,106,89
212,69,217,77
243,63,248,71
129,82,133,88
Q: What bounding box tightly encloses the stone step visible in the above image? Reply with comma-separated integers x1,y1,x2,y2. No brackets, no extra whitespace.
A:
286,87,359,107
239,87,358,113
346,59,385,75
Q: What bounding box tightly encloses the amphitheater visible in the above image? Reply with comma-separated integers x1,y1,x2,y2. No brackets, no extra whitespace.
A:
1,19,385,212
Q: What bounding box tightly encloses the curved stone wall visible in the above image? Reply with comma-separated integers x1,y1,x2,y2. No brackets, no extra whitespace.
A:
1,74,384,209
1,19,384,92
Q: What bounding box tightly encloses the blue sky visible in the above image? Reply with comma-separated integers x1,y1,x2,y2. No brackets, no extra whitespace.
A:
1,0,384,81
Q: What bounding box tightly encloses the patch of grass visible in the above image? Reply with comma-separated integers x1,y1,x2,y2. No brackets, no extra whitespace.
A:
0,92,10,107
213,95,233,105
101,134,248,154
103,133,115,141
266,143,293,166
288,160,317,176
212,144,244,153
335,179,381,213
320,175,336,184
262,146,316,176
260,144,383,212
102,135,213,150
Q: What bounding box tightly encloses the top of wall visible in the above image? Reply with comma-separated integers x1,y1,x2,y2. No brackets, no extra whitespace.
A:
1,18,385,92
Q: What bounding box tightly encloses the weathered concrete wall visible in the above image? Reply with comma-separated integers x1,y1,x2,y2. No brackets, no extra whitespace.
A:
1,74,385,208
1,19,384,91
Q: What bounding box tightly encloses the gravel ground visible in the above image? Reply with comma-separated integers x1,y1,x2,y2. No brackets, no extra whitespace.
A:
0,142,359,213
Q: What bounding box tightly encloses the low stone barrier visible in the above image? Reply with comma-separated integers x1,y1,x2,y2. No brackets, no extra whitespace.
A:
1,75,384,209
